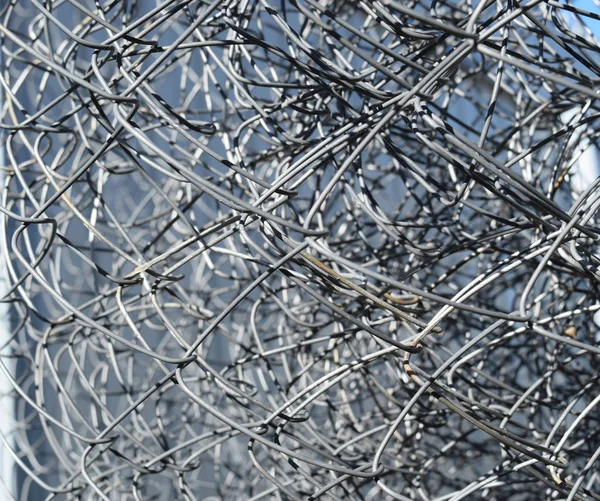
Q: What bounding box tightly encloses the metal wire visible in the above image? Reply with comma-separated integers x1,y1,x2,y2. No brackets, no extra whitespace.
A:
2,0,600,499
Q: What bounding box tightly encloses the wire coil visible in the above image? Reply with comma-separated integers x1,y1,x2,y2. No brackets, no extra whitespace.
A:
2,0,600,499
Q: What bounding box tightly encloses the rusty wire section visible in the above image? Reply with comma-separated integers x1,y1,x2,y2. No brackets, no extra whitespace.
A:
2,0,600,499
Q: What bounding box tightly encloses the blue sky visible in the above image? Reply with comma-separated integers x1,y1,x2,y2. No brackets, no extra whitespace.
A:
575,0,600,36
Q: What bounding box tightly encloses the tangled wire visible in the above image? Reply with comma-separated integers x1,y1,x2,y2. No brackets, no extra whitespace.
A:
2,0,600,499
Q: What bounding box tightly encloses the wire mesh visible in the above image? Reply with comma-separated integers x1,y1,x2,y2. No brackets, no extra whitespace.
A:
2,0,600,499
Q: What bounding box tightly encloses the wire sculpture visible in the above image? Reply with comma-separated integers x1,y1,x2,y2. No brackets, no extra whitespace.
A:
2,0,600,499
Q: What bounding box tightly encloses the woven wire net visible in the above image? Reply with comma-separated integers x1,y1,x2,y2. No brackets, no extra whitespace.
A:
2,0,600,499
